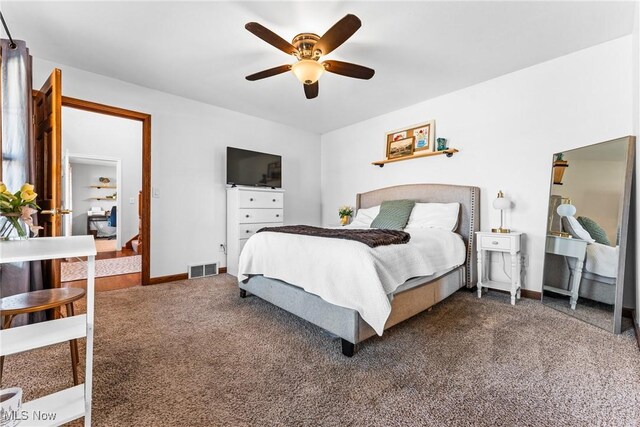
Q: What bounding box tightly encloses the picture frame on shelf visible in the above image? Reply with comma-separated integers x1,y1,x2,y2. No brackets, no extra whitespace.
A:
387,136,414,159
384,120,436,158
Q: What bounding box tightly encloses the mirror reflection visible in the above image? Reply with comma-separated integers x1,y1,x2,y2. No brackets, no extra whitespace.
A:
542,136,634,333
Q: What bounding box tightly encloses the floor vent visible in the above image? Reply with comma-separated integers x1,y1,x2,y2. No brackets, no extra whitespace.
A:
188,262,219,279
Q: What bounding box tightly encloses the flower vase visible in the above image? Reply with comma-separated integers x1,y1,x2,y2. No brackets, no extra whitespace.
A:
340,216,350,225
0,214,29,240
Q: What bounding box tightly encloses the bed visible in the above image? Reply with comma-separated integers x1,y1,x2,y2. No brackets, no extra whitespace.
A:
237,183,480,356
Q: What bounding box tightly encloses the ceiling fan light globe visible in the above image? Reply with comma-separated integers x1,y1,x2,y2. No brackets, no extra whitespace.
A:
291,59,325,85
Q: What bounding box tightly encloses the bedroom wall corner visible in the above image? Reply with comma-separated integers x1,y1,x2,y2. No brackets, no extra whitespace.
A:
320,36,634,294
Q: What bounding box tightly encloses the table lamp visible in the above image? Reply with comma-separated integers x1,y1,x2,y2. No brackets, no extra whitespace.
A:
491,190,511,233
550,198,575,238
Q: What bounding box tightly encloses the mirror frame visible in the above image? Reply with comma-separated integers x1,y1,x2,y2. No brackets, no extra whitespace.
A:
541,135,635,334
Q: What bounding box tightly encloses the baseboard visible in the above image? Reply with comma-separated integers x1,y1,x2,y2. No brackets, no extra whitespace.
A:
520,289,541,300
147,269,227,285
147,273,188,285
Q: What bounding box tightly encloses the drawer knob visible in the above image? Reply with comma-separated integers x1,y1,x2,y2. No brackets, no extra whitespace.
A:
492,241,499,245
276,214,280,218
272,199,276,202
245,214,250,218
245,230,250,233
250,198,254,202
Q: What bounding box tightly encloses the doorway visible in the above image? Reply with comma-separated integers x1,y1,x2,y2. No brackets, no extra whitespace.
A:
59,105,145,291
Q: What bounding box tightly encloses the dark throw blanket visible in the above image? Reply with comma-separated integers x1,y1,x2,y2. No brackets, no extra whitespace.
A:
256,225,410,248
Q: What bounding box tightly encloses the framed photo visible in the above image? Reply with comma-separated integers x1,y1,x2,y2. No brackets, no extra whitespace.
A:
384,120,436,156
387,136,415,159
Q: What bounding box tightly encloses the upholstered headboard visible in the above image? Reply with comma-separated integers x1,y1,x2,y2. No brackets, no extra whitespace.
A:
356,183,480,288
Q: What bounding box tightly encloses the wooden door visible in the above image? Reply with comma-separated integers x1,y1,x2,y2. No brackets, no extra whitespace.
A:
33,69,62,287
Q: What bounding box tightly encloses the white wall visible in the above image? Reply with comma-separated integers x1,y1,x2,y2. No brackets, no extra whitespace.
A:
70,162,117,236
32,58,322,278
321,36,633,292
63,107,141,244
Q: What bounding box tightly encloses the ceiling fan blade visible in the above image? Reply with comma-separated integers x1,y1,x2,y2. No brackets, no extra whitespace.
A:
323,60,375,80
246,65,291,81
314,14,361,56
245,22,298,56
304,82,319,99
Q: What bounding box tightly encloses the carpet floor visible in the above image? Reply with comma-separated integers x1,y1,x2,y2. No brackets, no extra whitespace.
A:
3,275,639,426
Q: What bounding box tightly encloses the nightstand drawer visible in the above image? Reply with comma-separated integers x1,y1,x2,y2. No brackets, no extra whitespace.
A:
481,236,511,250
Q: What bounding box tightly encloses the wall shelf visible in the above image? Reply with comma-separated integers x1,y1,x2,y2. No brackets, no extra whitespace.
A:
90,185,116,189
91,198,117,201
372,148,459,167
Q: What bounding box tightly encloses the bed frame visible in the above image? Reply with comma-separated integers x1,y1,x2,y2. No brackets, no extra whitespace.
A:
239,183,480,356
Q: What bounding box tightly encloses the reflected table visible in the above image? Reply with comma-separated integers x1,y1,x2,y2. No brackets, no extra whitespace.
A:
542,235,588,310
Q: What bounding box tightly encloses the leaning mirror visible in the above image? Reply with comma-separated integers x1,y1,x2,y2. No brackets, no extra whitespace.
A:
542,136,635,333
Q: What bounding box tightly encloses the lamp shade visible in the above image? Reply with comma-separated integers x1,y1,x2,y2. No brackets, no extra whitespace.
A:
291,60,325,85
492,193,511,210
556,203,576,217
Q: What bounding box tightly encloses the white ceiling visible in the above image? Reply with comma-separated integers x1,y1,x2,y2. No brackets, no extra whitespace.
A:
2,1,636,134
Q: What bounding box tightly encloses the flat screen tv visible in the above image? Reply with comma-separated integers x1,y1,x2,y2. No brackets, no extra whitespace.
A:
226,147,282,188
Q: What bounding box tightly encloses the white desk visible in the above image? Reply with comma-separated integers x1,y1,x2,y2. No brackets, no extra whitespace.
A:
542,235,588,310
0,236,96,426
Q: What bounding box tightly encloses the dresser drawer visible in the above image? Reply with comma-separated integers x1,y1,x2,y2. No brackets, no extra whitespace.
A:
238,222,278,238
239,191,283,209
239,208,283,224
480,236,511,250
239,238,249,256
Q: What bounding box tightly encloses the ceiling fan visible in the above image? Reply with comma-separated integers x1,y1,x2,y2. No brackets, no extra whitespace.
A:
245,14,375,99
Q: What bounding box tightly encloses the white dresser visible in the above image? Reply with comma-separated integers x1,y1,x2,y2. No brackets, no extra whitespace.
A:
226,187,284,276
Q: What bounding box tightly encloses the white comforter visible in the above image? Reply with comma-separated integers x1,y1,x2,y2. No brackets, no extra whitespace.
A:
238,227,466,335
584,242,618,278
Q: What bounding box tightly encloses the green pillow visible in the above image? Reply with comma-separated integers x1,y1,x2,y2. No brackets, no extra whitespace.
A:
577,216,611,246
370,199,415,230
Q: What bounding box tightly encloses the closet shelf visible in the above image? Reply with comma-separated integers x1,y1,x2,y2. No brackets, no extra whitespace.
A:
90,185,116,189
372,148,459,167
91,198,117,201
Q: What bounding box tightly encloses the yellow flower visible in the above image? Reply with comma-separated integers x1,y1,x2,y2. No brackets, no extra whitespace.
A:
20,189,37,203
20,183,34,193
0,182,5,193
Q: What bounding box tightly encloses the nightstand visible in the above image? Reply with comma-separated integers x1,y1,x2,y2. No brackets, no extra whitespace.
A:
476,231,523,305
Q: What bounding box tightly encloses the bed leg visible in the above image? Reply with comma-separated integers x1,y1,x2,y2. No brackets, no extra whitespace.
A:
341,339,355,357
239,289,247,298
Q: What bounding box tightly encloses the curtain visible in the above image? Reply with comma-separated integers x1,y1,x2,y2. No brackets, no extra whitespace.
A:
0,38,45,326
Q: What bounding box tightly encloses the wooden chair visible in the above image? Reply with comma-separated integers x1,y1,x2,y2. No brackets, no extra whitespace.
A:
0,288,86,385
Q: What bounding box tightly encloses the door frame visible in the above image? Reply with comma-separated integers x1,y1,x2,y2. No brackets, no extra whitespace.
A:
62,96,152,286
65,153,123,249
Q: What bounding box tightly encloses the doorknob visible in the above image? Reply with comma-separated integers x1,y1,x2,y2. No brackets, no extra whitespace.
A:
59,209,72,215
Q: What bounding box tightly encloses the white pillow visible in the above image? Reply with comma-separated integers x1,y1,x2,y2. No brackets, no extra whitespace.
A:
405,202,460,231
350,205,381,227
564,216,596,243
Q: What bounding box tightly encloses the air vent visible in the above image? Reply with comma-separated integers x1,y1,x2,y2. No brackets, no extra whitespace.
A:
188,262,219,279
